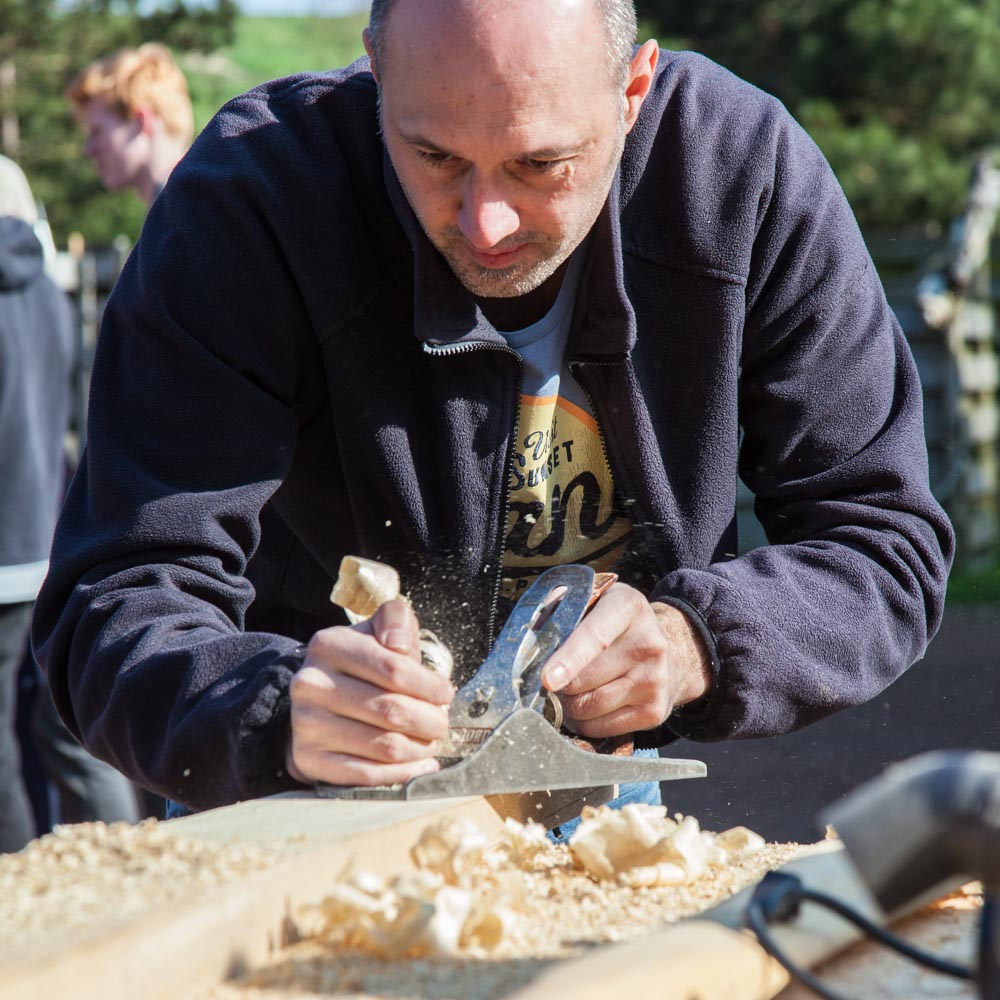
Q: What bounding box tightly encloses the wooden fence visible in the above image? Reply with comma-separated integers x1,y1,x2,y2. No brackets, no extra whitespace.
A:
49,237,130,457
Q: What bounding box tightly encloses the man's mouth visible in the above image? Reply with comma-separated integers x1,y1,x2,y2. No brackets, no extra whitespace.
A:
466,244,526,270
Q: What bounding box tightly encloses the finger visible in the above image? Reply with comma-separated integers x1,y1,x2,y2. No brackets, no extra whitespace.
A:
563,680,670,735
293,669,450,740
569,704,660,740
550,651,626,696
367,597,421,657
541,585,641,691
559,675,636,721
292,705,441,763
306,628,455,705
295,748,442,788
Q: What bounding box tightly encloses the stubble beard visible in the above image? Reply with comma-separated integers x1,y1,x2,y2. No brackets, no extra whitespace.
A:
434,231,569,299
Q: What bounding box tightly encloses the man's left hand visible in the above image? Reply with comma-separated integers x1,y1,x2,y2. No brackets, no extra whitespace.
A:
540,583,712,738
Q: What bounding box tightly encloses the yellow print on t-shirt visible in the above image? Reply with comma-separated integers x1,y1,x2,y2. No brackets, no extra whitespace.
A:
502,393,632,601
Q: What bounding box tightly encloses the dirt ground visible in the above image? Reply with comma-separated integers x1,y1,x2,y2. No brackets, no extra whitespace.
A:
661,602,1000,842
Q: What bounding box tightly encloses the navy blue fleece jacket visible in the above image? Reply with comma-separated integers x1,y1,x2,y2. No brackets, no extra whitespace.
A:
32,52,953,810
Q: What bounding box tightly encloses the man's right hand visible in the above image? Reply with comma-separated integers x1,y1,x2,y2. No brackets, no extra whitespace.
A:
285,598,455,787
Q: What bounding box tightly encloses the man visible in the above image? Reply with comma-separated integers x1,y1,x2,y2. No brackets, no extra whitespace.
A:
0,155,136,850
66,43,193,206
33,0,953,817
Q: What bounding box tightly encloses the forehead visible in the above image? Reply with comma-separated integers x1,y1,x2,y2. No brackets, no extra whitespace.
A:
378,0,617,144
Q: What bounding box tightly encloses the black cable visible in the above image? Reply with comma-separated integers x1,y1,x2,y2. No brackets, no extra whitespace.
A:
980,895,1000,1000
744,871,975,1000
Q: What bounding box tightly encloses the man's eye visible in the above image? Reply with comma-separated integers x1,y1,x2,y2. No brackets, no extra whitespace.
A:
521,158,560,173
417,149,453,166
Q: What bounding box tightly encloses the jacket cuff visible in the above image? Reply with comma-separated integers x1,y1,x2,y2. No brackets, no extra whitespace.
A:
640,593,726,746
234,646,310,801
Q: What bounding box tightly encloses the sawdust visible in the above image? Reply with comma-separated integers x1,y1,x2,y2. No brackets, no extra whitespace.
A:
0,818,284,966
205,820,808,1000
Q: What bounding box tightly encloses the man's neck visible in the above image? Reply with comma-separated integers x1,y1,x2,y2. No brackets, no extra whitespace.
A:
474,258,571,332
136,137,187,207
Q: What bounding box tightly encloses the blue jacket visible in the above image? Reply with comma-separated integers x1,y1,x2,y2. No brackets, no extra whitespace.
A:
32,53,953,810
0,217,74,603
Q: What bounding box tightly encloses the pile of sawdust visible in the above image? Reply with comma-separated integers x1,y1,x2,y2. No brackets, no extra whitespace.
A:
207,810,809,1000
0,819,282,965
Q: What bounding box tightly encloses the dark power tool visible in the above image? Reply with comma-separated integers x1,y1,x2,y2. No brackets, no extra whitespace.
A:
747,750,1000,1000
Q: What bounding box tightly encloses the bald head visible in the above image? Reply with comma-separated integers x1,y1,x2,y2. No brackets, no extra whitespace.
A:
368,0,637,89
364,0,657,317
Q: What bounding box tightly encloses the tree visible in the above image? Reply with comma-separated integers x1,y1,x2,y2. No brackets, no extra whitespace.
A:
637,0,1000,229
0,0,237,246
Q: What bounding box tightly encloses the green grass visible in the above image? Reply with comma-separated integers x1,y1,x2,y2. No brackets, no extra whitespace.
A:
945,557,1000,606
179,14,368,134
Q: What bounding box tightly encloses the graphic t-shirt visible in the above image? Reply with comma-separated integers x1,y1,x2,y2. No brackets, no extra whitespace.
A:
498,248,633,604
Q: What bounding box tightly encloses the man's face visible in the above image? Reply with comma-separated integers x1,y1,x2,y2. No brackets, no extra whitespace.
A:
78,99,148,194
373,0,634,301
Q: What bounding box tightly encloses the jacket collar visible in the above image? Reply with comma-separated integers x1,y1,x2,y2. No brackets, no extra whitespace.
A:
383,151,636,357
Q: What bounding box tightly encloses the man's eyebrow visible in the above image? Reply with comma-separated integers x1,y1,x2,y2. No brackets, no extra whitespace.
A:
518,143,590,159
400,131,453,153
399,130,589,160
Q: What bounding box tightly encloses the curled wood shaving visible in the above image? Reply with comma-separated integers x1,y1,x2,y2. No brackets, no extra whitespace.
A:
214,814,808,999
285,809,774,964
328,554,454,679
568,803,765,886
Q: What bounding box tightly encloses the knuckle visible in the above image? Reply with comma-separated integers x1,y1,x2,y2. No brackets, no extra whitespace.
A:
370,730,413,763
289,670,316,704
612,582,645,616
635,705,662,729
579,617,614,654
290,666,335,705
371,695,411,732
376,654,407,690
306,626,345,658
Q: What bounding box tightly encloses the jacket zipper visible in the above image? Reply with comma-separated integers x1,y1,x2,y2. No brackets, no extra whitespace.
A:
423,340,523,646
569,358,668,580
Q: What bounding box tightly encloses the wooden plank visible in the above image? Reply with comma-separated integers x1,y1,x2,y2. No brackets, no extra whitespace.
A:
507,842,964,1000
506,919,788,1000
1,800,970,1000
0,794,504,1000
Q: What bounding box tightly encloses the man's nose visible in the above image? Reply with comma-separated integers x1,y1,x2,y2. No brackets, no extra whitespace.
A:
457,174,520,248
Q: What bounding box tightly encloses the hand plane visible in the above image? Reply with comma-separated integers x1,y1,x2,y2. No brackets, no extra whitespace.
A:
317,564,707,827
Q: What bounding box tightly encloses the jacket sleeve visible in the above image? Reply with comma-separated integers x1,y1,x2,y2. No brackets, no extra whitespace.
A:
651,100,954,743
31,102,329,811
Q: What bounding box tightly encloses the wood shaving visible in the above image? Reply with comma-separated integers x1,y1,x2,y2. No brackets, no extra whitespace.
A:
330,555,401,623
207,812,808,999
328,554,453,678
0,819,283,966
569,803,766,885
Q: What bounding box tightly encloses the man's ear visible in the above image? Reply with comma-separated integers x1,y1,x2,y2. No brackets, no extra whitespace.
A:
623,39,659,133
133,106,156,136
362,27,380,83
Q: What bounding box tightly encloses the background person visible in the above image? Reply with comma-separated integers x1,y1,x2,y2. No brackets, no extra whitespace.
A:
66,42,194,207
0,155,137,852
